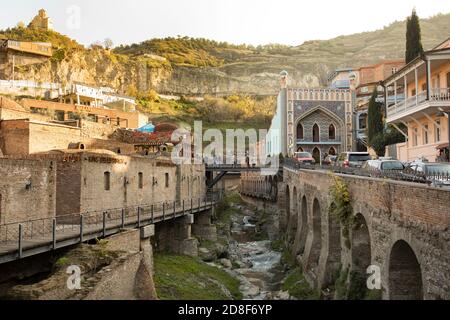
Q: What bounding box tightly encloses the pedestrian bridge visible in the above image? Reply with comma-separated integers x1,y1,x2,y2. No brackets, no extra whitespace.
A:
0,194,222,265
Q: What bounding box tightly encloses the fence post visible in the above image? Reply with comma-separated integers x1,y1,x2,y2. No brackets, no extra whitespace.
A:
151,205,154,223
80,215,84,243
103,212,107,237
18,224,23,259
52,218,56,250
137,207,141,229
121,209,125,229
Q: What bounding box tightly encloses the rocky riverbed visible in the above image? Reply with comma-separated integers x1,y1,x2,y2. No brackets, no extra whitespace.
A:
201,196,294,300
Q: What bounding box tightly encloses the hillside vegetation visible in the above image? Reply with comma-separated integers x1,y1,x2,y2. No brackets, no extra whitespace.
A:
2,11,450,126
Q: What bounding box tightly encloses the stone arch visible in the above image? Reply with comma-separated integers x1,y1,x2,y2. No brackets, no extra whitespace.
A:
294,195,308,255
328,147,336,156
312,147,321,163
283,184,290,230
322,202,342,288
307,198,322,270
295,105,345,129
349,213,372,299
389,240,423,300
289,187,298,245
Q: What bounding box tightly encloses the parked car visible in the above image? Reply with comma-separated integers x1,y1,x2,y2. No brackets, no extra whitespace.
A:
336,152,371,168
323,155,337,166
294,152,315,165
406,161,450,187
363,159,405,173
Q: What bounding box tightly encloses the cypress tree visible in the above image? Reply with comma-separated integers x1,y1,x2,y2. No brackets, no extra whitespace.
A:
405,9,424,63
367,89,384,144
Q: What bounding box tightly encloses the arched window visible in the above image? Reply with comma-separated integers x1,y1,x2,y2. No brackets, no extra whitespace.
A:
297,147,304,152
312,147,321,163
313,124,320,142
104,172,111,191
329,124,336,140
297,123,304,140
138,172,143,189
328,147,336,156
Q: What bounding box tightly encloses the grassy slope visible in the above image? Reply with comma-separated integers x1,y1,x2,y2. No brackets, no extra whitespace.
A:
153,253,242,300
113,13,450,82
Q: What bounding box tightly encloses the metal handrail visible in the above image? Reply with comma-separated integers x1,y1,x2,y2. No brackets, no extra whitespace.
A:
0,192,224,246
283,158,450,184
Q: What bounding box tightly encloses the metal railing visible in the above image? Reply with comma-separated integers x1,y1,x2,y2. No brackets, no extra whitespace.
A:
0,193,224,252
283,158,450,185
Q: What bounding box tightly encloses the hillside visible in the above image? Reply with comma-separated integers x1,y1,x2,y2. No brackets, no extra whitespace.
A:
1,12,450,96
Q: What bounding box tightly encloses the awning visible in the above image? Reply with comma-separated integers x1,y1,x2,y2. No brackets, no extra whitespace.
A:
136,123,155,133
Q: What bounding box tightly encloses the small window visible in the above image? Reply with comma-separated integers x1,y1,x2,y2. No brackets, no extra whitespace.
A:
104,172,111,191
412,128,418,146
138,172,143,189
435,120,441,142
165,173,169,188
391,67,398,74
423,125,429,145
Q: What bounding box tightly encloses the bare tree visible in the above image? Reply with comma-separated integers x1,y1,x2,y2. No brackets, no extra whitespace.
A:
104,38,114,50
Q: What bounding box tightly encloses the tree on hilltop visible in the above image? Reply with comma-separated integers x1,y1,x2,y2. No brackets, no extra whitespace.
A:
405,8,424,63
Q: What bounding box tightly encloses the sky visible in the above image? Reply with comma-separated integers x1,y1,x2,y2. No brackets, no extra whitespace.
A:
2,0,450,47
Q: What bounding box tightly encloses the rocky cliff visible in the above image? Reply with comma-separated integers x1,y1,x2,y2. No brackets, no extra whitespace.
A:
2,12,450,96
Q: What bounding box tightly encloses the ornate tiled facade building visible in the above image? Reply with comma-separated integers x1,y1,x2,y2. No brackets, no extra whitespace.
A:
266,72,353,161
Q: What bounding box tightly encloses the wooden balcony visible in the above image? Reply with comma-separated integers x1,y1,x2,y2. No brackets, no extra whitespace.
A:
386,88,450,123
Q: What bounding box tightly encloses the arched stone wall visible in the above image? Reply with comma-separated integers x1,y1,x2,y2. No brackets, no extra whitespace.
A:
293,195,308,256
289,187,298,245
320,202,342,289
388,240,423,300
306,198,322,272
241,167,450,300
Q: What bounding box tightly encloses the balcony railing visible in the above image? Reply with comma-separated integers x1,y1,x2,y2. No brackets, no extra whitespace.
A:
297,138,342,145
430,87,450,101
387,88,450,119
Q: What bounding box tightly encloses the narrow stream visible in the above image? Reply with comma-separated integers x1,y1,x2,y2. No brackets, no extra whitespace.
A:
226,202,288,300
